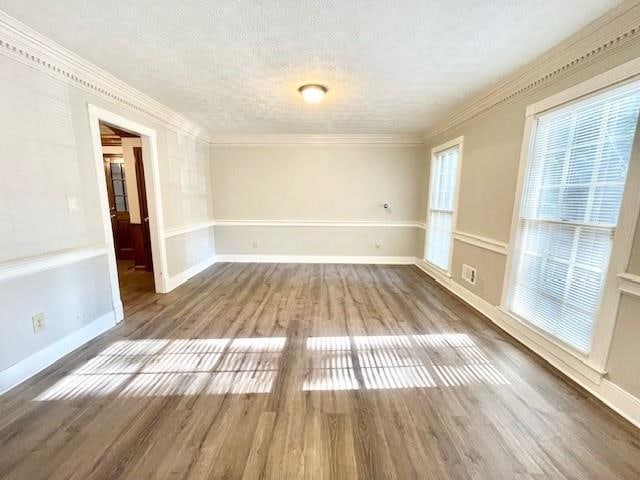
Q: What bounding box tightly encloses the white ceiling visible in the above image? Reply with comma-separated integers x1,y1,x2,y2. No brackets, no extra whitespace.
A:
0,1,624,134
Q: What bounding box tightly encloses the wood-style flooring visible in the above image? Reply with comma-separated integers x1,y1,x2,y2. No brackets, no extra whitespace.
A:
1,263,639,479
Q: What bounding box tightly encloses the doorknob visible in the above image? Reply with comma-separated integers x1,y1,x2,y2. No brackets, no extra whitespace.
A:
144,217,149,223
110,214,116,219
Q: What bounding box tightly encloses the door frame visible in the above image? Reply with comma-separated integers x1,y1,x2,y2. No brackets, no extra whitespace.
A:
88,104,169,322
103,153,132,260
133,146,154,271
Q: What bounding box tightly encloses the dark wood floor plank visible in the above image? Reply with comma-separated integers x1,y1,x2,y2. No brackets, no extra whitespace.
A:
0,262,639,479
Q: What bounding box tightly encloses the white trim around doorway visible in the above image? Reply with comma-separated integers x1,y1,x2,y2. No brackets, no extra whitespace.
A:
87,104,170,321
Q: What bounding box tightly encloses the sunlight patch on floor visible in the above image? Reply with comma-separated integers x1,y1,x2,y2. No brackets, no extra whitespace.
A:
35,333,508,400
303,333,508,391
35,337,285,400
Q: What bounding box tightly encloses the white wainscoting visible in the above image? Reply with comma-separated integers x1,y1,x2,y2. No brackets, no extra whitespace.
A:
164,255,217,291
0,310,117,395
414,258,640,429
208,219,425,265
165,220,425,269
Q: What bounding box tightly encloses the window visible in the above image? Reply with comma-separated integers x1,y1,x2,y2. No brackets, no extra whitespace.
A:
110,162,128,212
426,139,462,271
507,82,640,352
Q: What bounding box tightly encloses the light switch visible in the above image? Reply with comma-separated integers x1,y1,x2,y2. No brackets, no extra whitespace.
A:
66,195,79,212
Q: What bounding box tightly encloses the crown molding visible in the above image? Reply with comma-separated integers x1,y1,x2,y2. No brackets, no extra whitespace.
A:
0,11,212,143
210,134,425,146
4,5,638,147
424,1,640,143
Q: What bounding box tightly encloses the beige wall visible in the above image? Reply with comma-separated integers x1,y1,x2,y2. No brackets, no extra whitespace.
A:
164,130,213,229
211,145,427,257
607,294,640,396
450,240,506,306
0,53,214,378
422,43,640,398
165,227,216,277
628,217,640,274
215,225,423,258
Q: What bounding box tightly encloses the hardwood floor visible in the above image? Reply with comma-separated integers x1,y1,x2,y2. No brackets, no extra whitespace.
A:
1,263,639,479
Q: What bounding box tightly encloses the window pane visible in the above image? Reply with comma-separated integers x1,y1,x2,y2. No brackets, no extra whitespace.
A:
426,145,460,271
111,163,122,179
509,82,640,352
112,179,125,196
427,211,453,270
115,196,127,212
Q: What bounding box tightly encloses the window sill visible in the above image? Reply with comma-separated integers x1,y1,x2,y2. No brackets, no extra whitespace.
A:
496,306,606,385
417,259,452,281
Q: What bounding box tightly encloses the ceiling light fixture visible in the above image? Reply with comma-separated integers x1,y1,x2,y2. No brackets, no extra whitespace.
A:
298,84,327,104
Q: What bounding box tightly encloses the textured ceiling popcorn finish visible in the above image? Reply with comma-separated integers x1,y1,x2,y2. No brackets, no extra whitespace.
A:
0,0,624,134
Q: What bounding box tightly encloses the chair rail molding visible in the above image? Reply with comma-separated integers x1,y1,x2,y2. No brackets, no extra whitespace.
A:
452,230,508,255
618,272,640,298
211,219,427,229
0,245,109,283
423,2,640,142
0,10,211,143
164,220,217,238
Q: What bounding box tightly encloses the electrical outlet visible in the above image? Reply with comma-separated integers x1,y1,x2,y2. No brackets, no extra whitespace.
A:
462,264,477,285
252,241,259,249
32,313,46,333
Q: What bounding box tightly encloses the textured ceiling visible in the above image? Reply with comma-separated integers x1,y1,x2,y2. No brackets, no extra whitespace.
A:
0,1,624,134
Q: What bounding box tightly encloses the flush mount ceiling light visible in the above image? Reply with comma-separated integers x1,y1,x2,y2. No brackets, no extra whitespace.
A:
298,84,327,104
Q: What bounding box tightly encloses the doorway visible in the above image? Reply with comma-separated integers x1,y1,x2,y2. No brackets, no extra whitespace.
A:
100,123,155,305
88,104,169,324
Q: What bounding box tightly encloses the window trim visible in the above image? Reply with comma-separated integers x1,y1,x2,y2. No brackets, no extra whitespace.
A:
424,136,464,275
501,61,640,375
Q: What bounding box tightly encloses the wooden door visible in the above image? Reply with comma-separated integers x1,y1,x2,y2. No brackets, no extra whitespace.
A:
104,155,133,260
133,147,153,271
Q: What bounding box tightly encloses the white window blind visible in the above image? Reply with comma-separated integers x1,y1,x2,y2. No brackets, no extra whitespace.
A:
426,145,460,271
509,83,640,352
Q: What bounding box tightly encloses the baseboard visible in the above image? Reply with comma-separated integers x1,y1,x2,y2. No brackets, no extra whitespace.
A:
0,311,116,395
413,258,640,429
215,254,417,265
164,255,217,292
599,379,640,429
114,300,124,323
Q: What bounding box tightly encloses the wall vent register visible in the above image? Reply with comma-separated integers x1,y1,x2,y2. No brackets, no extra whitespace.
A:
462,264,477,285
